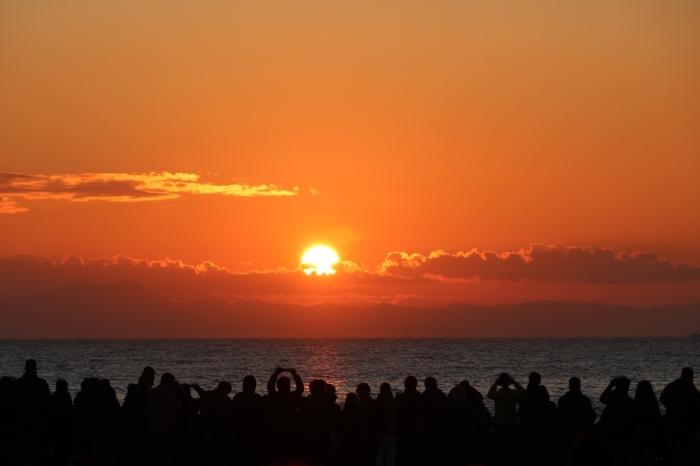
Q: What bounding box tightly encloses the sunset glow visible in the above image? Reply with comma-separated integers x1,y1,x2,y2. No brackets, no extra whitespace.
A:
1,0,699,337
301,245,340,276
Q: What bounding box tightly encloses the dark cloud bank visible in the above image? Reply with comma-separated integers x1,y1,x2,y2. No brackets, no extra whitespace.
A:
381,244,700,283
0,245,699,338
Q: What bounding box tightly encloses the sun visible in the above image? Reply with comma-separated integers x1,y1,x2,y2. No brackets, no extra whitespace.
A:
301,245,340,276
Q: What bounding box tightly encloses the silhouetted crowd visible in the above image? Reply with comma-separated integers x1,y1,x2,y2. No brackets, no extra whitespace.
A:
1,360,700,466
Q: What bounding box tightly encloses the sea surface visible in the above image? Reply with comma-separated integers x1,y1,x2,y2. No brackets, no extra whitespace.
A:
0,339,697,413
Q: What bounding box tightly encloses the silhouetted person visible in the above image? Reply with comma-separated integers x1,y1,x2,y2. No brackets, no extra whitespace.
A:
421,377,446,463
458,380,485,406
193,380,232,464
396,376,423,466
558,377,596,466
73,377,120,465
598,376,635,465
488,372,523,428
231,375,265,466
519,372,557,465
326,383,339,406
340,392,364,466
300,379,337,465
458,379,491,462
147,373,182,464
375,382,397,466
660,367,700,466
15,359,51,463
459,380,492,456
49,379,73,465
487,373,524,465
178,383,202,466
121,366,155,465
443,385,470,466
632,380,663,466
355,382,377,466
266,367,304,462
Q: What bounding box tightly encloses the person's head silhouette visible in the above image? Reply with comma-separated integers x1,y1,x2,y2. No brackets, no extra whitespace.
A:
356,383,371,401
615,376,631,392
449,385,467,402
56,379,68,393
140,366,155,388
309,379,326,399
24,359,37,377
243,375,256,394
681,367,694,383
160,373,176,389
528,372,541,388
276,375,291,394
496,373,511,387
404,376,418,392
379,382,392,399
569,376,581,394
635,380,655,402
216,381,232,395
424,376,438,391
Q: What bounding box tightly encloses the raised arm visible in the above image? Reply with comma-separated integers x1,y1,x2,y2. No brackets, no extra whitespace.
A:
267,368,282,395
487,381,499,400
290,368,304,397
511,378,524,394
192,383,205,398
600,379,615,405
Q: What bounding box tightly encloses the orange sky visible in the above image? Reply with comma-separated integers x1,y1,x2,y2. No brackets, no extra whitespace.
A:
1,0,699,309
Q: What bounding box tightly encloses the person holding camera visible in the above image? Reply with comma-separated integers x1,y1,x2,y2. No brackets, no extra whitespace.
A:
597,376,635,464
487,372,525,464
487,372,524,429
266,367,305,461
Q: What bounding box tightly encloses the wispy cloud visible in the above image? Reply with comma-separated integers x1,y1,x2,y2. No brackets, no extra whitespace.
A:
0,172,306,213
0,196,28,214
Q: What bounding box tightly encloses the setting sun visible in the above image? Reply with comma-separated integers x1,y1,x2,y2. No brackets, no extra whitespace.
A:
301,245,340,276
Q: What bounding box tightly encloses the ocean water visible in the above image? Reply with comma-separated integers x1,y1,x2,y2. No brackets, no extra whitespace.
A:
0,339,697,413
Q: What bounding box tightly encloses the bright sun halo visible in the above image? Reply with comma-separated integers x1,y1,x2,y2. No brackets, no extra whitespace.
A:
301,245,340,276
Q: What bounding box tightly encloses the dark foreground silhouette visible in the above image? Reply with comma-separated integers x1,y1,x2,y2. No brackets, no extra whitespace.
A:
1,360,699,466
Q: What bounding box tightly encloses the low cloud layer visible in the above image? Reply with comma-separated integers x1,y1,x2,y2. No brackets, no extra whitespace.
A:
0,244,699,308
381,244,700,283
0,172,304,213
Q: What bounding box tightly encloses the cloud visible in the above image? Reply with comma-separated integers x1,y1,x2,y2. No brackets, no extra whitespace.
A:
0,254,393,306
381,244,700,283
0,196,27,214
0,172,305,213
0,244,699,310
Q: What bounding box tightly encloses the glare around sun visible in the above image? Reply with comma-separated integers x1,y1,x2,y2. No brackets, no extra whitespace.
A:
301,245,340,276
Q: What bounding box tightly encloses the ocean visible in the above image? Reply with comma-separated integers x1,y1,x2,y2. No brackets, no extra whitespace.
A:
0,338,697,413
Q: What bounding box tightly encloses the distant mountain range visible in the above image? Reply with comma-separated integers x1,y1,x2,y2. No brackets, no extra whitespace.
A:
0,280,698,338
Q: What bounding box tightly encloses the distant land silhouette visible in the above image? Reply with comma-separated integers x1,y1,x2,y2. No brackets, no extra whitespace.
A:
0,280,698,338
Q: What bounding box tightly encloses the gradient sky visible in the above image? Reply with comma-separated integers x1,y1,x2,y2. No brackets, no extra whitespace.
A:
1,0,699,309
